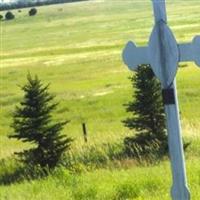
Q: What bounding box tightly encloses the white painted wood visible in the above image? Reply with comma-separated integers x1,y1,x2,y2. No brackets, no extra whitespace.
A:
178,36,200,66
121,0,200,200
149,2,190,199
164,81,190,200
152,0,167,23
148,21,179,87
122,41,149,71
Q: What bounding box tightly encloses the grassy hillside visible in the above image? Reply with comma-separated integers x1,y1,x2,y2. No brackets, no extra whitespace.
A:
1,0,200,199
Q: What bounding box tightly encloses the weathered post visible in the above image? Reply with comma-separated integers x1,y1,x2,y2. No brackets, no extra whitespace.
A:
82,123,88,143
122,0,200,199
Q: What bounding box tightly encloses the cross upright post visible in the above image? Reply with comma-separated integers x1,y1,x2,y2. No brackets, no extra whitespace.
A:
122,0,200,199
152,1,190,199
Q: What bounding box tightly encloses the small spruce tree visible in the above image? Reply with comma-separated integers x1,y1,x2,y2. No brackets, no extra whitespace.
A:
122,64,168,159
10,74,72,169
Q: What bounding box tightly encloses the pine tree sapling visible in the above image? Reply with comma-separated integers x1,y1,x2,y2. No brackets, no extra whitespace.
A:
10,74,72,169
122,65,168,159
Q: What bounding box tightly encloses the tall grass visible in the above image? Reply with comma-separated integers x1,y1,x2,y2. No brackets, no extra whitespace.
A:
1,158,200,200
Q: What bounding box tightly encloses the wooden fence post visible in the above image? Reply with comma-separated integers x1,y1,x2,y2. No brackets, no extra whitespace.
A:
82,123,87,143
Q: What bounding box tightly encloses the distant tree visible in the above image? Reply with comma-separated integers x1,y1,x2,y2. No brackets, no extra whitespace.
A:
122,65,168,159
29,8,37,16
5,11,15,20
0,14,3,20
10,74,73,169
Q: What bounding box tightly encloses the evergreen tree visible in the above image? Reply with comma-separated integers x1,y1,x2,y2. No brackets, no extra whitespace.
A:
122,65,168,159
29,8,37,16
5,11,15,20
10,74,72,168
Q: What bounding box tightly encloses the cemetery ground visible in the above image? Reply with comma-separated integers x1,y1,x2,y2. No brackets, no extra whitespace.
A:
0,0,200,199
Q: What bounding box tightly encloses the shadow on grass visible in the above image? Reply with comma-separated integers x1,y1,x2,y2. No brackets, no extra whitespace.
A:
0,157,49,185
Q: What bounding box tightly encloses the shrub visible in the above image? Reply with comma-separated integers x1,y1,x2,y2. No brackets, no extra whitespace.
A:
0,15,3,20
29,8,37,16
5,11,15,20
9,74,73,169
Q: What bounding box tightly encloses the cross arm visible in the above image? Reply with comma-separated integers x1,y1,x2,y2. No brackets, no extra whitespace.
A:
122,41,150,71
178,36,200,66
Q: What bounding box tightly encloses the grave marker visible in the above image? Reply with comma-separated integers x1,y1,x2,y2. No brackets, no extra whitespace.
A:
122,0,200,199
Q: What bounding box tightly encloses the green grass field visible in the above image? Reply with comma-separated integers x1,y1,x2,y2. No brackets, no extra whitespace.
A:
1,0,200,199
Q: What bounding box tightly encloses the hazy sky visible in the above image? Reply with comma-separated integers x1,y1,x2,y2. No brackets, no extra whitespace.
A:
2,0,16,2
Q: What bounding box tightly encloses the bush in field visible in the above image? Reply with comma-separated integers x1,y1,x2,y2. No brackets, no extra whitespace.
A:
0,15,3,20
5,11,15,20
122,65,168,160
29,8,37,16
10,74,73,169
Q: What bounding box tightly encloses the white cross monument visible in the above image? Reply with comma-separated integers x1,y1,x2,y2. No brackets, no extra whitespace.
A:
122,0,200,200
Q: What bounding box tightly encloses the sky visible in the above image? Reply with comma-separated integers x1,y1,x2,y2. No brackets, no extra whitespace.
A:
2,0,16,2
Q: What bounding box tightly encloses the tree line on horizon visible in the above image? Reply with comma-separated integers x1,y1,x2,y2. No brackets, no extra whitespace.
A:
0,8,37,20
0,0,88,11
